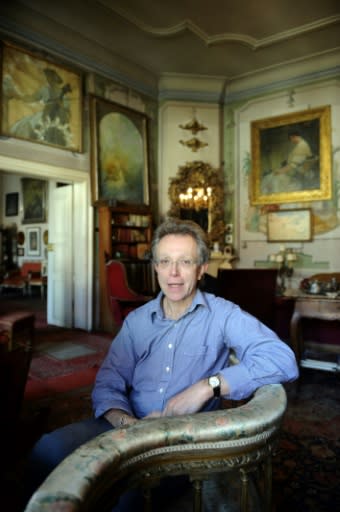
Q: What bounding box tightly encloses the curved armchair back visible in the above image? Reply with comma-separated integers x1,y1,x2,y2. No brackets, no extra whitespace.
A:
25,384,287,512
106,260,152,325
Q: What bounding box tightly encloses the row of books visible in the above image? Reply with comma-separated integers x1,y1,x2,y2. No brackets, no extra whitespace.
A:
112,228,148,243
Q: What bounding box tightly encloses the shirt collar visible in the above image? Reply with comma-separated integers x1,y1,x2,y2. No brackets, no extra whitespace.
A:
150,289,208,320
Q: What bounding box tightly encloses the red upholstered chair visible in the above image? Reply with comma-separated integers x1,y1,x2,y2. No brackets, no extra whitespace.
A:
106,260,153,326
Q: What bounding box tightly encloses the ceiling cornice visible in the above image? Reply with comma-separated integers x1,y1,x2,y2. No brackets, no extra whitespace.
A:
101,2,340,50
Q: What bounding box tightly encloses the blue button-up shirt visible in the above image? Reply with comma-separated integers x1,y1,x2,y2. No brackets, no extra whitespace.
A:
92,290,298,419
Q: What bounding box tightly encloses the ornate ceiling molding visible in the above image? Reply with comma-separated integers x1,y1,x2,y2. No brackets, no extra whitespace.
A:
102,3,340,51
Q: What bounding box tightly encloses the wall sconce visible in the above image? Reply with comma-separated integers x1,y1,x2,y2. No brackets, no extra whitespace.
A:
269,245,297,294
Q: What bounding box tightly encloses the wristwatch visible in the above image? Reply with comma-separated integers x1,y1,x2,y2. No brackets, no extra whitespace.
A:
208,375,221,398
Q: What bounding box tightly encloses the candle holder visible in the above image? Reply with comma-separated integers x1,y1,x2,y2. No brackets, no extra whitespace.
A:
269,246,297,295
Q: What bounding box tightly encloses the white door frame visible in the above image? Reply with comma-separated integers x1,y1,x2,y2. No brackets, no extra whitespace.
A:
0,154,93,331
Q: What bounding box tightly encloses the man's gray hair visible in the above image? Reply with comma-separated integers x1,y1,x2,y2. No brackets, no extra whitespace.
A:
151,217,210,265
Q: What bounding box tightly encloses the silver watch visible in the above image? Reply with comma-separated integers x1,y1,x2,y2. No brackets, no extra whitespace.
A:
208,375,221,398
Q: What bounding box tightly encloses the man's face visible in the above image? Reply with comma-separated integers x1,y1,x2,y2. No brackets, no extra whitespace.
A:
154,234,207,304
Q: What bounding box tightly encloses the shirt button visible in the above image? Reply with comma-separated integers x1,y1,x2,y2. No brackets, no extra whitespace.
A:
166,366,170,372
159,388,164,393
168,343,173,349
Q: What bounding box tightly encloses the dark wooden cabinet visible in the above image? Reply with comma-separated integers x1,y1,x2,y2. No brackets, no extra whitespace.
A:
97,205,154,331
0,227,17,279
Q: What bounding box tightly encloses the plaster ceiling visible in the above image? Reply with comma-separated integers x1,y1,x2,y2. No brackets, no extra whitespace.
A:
2,1,340,82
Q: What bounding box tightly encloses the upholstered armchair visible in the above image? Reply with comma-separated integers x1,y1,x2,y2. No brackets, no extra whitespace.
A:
24,384,287,512
0,311,35,463
106,259,153,326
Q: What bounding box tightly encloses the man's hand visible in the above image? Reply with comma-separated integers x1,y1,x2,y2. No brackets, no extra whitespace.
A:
161,379,213,417
104,408,138,428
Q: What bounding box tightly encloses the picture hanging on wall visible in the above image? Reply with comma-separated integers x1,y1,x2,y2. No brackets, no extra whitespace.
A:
89,95,150,206
26,227,41,257
5,192,18,216
21,178,47,224
250,105,332,205
267,208,312,242
1,41,83,152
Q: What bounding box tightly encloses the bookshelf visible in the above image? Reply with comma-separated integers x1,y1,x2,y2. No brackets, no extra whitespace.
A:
97,205,154,331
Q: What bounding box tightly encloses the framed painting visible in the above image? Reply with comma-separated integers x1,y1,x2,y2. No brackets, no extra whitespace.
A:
5,192,18,216
267,208,312,242
21,178,47,224
1,41,83,152
90,95,150,206
27,227,41,257
250,105,332,205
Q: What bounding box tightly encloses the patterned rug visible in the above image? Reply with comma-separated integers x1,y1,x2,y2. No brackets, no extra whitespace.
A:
25,327,112,399
273,369,340,512
30,333,111,379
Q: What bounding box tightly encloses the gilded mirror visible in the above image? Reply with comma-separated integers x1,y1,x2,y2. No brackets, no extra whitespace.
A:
168,161,225,247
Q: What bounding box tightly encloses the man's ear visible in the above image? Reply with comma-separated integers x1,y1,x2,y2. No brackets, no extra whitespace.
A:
198,262,209,280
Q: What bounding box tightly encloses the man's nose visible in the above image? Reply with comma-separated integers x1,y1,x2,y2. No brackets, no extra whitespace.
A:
169,261,180,273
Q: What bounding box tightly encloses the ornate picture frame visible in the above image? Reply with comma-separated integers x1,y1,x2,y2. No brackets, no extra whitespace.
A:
267,208,312,242
250,106,332,205
1,41,83,152
168,160,225,247
89,95,150,206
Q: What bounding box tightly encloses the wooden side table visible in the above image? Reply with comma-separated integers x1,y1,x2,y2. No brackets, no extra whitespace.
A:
290,294,340,371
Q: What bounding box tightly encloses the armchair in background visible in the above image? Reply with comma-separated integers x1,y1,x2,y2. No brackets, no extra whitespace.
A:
0,311,35,465
106,260,153,326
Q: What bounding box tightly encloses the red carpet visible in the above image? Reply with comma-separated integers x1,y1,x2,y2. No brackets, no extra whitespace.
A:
25,328,112,399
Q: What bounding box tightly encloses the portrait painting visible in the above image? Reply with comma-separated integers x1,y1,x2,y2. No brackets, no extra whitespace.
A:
1,42,83,151
21,177,47,224
250,106,332,205
90,95,150,206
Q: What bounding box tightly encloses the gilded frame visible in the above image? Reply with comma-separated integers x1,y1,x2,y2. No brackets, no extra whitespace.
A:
267,208,312,242
89,95,150,206
168,160,225,247
1,41,83,152
250,106,332,205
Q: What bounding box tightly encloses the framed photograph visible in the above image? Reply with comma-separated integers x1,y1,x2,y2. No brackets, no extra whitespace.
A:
267,208,312,242
90,95,150,206
250,105,332,205
1,41,83,152
17,247,24,257
26,227,41,257
21,178,47,224
5,192,18,216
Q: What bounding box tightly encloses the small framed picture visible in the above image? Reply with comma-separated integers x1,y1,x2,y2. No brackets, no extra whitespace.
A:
27,227,41,256
5,192,19,216
267,208,312,242
17,247,25,257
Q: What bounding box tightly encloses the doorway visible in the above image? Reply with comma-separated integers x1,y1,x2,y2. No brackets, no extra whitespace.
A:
0,155,92,330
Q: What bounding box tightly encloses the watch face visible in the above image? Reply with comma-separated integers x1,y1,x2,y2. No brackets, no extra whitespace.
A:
209,376,220,388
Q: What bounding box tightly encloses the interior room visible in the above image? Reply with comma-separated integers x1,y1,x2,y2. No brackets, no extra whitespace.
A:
0,2,339,511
